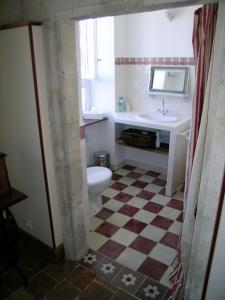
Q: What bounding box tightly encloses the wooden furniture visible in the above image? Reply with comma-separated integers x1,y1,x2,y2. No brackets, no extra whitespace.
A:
0,188,28,284
0,189,27,211
0,153,10,196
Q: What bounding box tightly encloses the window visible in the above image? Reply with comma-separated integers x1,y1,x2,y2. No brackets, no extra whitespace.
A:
79,19,98,111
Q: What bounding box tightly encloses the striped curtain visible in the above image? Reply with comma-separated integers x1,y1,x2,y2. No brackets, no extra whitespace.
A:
169,4,218,300
185,4,218,199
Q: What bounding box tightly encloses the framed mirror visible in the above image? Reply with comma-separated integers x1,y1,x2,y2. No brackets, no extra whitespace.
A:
149,66,189,96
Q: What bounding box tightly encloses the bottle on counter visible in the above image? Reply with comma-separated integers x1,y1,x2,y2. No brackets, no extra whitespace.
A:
118,96,126,112
126,100,131,112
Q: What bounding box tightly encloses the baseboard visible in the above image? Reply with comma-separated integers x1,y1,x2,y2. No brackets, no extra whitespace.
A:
19,229,64,260
111,159,167,173
110,160,125,171
88,161,124,171
124,159,167,174
53,244,65,260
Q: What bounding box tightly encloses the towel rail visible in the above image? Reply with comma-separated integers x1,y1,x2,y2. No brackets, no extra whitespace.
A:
179,128,191,140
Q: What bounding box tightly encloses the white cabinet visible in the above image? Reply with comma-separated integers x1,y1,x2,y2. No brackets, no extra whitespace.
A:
0,23,61,248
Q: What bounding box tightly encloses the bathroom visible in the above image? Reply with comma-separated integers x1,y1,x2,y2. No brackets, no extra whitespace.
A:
79,5,197,296
0,0,223,298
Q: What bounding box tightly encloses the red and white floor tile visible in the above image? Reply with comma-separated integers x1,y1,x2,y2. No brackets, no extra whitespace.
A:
83,165,184,299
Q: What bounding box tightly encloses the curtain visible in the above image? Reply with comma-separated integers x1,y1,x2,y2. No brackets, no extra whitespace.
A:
169,4,218,300
185,5,218,199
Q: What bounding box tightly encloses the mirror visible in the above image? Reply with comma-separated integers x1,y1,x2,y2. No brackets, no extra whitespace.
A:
149,66,189,96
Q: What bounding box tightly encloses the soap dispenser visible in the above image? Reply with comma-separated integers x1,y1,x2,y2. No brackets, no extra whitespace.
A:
118,96,126,112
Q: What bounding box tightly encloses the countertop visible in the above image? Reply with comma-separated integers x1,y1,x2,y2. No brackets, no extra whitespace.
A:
114,111,191,132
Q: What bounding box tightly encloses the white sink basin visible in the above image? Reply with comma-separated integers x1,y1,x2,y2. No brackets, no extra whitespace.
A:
137,113,178,123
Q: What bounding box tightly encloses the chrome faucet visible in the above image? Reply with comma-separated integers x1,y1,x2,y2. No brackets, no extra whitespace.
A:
157,99,169,115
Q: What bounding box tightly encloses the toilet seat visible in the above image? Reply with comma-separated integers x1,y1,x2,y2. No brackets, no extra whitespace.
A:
87,166,112,186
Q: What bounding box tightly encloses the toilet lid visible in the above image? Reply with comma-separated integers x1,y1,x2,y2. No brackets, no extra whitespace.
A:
87,167,112,186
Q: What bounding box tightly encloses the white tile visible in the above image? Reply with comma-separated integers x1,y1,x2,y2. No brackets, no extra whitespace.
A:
118,176,136,185
160,266,173,288
123,186,141,196
149,244,177,265
139,174,155,183
157,173,167,180
140,224,166,242
159,207,181,220
109,179,116,185
173,191,184,201
150,194,171,206
116,248,146,271
168,221,182,235
114,169,130,176
90,217,104,231
104,199,124,212
88,232,108,251
133,210,155,224
144,183,163,193
133,167,147,174
102,188,119,198
127,197,148,209
107,212,130,227
111,228,137,246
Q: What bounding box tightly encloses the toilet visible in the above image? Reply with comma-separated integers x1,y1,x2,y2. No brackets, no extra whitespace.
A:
87,166,112,216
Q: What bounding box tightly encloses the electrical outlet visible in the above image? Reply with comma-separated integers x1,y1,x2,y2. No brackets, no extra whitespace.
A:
25,218,33,230
134,82,140,90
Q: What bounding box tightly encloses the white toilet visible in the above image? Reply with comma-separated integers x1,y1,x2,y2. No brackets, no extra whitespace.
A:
87,166,112,216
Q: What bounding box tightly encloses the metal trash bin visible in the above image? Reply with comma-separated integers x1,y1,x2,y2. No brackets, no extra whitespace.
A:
94,151,110,168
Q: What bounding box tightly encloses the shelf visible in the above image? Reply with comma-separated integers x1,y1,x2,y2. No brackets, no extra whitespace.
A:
116,138,169,155
83,117,108,127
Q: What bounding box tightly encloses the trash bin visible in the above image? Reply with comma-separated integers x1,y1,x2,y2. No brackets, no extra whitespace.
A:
94,151,110,168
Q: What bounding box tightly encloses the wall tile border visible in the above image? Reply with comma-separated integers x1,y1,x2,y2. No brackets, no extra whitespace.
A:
115,57,195,66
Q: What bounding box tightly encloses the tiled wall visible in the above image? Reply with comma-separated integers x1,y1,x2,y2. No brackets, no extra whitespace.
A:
115,57,194,66
114,8,197,118
115,63,194,117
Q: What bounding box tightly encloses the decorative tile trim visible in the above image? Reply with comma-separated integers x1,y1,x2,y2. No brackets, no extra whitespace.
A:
115,57,195,66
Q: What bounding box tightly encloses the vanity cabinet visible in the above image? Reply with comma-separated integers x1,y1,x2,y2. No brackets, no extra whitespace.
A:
115,112,190,196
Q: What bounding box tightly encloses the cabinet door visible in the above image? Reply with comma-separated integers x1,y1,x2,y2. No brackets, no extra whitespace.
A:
0,27,52,246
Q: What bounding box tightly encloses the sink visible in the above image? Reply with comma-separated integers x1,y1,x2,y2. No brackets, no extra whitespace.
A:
137,113,178,122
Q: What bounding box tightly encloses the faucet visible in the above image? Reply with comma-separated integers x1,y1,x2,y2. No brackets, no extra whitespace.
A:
157,99,169,115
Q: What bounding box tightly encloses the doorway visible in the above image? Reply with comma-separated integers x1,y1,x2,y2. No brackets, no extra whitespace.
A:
53,0,223,299
74,6,197,297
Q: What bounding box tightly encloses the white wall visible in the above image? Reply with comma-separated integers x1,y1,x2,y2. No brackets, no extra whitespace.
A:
0,0,22,25
0,27,53,247
205,195,225,300
115,7,198,57
114,6,199,118
115,64,195,118
84,17,116,166
113,7,197,168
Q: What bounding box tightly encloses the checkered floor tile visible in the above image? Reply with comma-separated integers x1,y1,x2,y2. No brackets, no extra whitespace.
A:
88,165,184,297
